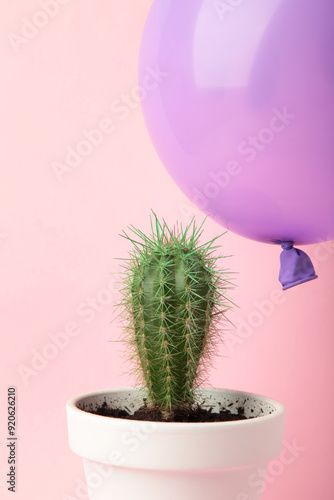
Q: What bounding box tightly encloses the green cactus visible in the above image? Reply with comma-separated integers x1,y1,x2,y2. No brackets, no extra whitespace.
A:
118,213,232,420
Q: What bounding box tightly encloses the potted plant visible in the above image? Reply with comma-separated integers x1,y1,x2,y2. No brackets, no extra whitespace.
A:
66,213,285,500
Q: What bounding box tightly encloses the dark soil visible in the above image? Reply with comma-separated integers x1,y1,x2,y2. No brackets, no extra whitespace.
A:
84,401,255,423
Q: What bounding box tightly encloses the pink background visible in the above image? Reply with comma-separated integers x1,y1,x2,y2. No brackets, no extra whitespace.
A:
1,1,334,499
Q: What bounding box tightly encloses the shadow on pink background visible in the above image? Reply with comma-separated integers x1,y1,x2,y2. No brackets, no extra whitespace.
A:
1,2,333,499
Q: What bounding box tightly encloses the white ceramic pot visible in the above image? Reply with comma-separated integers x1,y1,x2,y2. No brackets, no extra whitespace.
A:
66,387,285,500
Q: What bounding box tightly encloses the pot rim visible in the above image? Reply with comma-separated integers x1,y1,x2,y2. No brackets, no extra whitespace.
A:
67,386,285,428
66,387,286,469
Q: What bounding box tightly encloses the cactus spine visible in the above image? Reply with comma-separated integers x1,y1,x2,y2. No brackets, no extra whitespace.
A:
119,213,231,420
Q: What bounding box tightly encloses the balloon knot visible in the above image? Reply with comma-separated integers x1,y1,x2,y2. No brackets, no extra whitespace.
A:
279,242,318,290
281,241,293,251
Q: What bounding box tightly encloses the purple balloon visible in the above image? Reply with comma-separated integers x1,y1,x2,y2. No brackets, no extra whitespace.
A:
138,0,334,249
